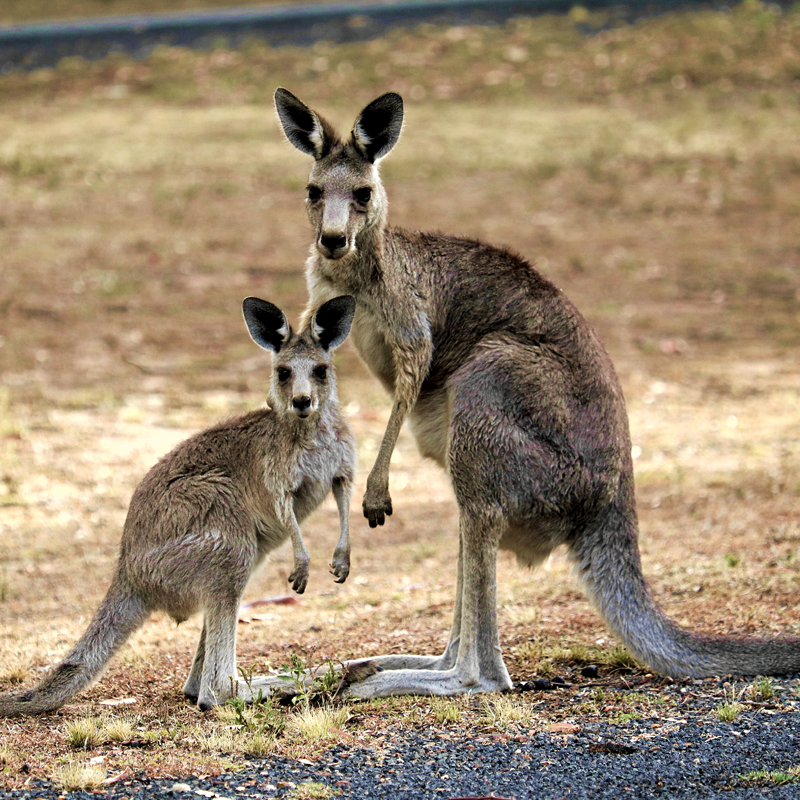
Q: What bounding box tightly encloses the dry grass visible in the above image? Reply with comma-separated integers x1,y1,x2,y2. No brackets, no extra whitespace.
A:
64,716,104,750
0,1,799,789
51,759,106,792
284,706,350,743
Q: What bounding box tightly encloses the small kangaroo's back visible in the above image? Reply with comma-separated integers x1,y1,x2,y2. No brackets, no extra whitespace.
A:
1,295,358,715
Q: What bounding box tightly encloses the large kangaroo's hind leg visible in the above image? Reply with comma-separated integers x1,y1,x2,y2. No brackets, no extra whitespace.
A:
346,513,510,697
346,351,534,697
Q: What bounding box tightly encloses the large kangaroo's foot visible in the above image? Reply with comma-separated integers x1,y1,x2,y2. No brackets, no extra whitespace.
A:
234,659,383,702
343,520,512,698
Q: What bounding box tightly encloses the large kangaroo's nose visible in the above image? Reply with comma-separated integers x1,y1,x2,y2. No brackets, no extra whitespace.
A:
292,395,312,414
319,234,347,256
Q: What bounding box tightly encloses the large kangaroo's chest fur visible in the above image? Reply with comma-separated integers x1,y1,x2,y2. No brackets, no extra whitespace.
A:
313,228,623,472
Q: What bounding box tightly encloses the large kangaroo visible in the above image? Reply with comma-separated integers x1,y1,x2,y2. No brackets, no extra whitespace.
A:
274,88,800,697
0,295,357,715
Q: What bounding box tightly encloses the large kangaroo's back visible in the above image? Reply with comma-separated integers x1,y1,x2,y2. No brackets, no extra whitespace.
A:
274,87,800,689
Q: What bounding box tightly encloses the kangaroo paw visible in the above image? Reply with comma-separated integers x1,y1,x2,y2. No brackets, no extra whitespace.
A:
288,564,309,594
362,489,392,528
330,552,350,583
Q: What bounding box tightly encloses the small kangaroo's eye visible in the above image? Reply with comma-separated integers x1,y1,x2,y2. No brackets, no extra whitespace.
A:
313,365,328,381
277,367,291,382
307,185,322,202
354,187,372,205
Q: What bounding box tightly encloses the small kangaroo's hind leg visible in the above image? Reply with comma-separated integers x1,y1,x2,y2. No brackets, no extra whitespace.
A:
183,620,207,703
196,600,239,711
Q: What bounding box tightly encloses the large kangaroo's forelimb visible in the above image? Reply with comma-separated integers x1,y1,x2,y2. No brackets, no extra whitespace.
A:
362,306,433,527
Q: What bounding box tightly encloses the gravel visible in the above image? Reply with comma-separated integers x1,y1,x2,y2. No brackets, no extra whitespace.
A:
9,677,800,800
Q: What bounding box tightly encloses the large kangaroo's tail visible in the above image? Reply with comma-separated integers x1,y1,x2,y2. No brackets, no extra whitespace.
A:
0,580,149,717
573,499,800,678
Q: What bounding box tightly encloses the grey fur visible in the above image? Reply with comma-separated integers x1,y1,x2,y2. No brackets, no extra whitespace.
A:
0,296,357,715
274,88,800,696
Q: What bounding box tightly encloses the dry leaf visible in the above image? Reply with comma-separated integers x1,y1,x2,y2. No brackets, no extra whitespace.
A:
99,696,137,706
548,722,581,735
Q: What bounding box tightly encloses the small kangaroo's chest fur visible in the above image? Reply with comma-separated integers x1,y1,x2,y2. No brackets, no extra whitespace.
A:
247,410,353,553
292,421,351,518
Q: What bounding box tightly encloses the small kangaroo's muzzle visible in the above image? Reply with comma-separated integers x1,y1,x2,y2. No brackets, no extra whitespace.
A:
292,395,313,417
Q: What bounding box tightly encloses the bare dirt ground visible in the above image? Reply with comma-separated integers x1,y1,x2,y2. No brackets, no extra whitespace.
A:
1,3,800,792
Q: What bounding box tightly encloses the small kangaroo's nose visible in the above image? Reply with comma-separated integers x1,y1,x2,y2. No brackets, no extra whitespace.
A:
320,234,347,254
293,396,312,413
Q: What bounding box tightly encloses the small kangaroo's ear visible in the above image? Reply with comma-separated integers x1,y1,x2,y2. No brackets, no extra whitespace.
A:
311,295,356,351
274,87,336,160
351,92,404,163
243,297,291,353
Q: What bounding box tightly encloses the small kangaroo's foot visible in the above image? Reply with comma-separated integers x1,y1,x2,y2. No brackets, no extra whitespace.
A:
330,549,350,583
288,562,310,594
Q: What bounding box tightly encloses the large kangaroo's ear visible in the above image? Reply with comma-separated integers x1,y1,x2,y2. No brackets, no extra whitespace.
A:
311,296,356,351
351,92,404,163
243,297,291,353
274,87,336,160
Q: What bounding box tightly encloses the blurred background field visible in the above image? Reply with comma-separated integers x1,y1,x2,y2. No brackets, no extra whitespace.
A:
1,0,324,25
0,0,799,786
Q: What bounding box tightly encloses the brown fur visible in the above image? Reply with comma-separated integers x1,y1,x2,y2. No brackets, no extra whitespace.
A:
274,87,800,696
0,296,357,715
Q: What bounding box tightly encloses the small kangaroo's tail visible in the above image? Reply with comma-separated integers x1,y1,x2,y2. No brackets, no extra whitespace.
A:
0,580,149,717
572,499,800,678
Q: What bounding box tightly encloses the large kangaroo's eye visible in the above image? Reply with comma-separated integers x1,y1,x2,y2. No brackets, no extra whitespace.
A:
307,185,322,202
277,367,291,382
313,365,328,381
354,187,372,205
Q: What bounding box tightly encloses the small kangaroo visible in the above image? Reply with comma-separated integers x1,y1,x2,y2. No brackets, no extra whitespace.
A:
274,87,800,696
0,295,357,715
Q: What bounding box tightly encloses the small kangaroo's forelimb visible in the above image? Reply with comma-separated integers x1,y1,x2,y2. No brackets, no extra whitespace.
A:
330,474,354,582
277,494,311,594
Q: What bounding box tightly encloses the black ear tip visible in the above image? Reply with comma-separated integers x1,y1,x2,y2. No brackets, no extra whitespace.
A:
386,92,403,107
318,294,355,316
327,295,356,321
242,296,266,316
